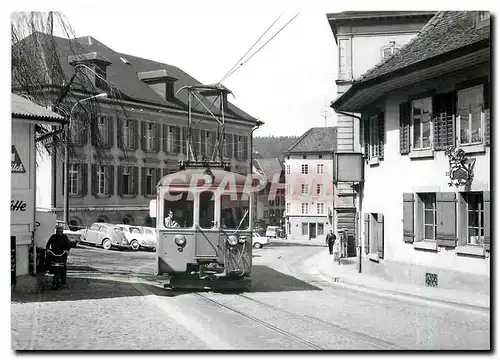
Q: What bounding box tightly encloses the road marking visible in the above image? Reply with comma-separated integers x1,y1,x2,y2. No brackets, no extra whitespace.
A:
129,283,233,350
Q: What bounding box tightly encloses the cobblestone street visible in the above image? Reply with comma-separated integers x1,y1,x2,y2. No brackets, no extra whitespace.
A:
11,242,490,350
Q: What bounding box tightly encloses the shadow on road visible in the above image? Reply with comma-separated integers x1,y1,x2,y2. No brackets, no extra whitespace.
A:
246,265,322,293
267,241,326,248
10,277,182,304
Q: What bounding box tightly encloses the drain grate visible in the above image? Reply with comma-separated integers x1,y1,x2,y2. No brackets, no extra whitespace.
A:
425,273,438,287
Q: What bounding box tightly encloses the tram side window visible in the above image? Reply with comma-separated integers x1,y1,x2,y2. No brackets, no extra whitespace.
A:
164,191,194,228
220,194,249,230
199,191,215,229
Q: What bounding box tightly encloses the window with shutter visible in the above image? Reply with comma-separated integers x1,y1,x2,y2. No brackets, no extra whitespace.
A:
200,130,206,157
364,213,370,254
233,134,238,160
399,102,411,154
80,163,88,196
141,121,146,151
411,98,433,151
416,193,437,242
403,193,414,243
368,113,384,159
91,164,97,195
122,166,132,195
364,118,370,161
175,127,181,153
457,85,485,146
69,164,79,195
377,213,384,259
224,133,232,159
107,165,114,195
243,136,248,161
133,167,139,195
97,165,107,195
433,92,456,150
436,192,457,248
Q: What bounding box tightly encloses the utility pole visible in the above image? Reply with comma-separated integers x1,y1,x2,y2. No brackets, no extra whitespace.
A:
63,121,69,224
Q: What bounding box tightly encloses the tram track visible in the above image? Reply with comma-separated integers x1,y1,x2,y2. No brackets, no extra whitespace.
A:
194,292,324,350
196,291,403,350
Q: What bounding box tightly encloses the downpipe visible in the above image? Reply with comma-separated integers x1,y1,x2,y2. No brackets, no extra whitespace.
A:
331,104,364,273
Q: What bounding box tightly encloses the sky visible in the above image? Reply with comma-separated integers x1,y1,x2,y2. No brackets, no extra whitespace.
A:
55,5,339,138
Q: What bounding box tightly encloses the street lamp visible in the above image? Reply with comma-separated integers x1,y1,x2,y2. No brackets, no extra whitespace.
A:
63,93,108,224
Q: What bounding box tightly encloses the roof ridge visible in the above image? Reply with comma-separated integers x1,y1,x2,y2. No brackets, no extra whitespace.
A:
356,11,443,83
283,128,313,153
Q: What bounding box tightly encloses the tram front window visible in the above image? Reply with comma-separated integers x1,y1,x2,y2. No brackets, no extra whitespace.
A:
220,194,249,230
199,191,215,229
164,191,194,228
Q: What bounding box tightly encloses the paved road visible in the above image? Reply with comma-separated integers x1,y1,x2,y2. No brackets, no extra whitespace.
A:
11,242,490,350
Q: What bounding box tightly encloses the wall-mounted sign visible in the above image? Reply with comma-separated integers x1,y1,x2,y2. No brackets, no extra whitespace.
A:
11,145,26,173
335,152,364,183
445,147,476,187
11,190,34,226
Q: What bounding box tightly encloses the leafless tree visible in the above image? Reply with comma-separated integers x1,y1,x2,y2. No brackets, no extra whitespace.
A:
11,11,131,163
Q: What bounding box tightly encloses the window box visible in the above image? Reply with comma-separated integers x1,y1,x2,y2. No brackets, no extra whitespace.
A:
368,253,379,262
414,241,438,251
409,149,434,159
455,245,485,257
459,144,486,154
368,157,380,166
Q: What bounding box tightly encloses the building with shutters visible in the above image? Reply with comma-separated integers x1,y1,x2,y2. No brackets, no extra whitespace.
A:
331,11,490,293
283,127,337,241
326,11,436,254
252,158,286,229
27,34,258,228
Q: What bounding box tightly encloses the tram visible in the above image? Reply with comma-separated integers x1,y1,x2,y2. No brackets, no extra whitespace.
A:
148,84,261,290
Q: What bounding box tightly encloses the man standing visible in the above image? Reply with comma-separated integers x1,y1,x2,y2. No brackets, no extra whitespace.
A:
46,226,71,285
326,230,336,255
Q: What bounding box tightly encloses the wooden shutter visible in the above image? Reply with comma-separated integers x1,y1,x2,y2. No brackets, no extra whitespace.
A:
484,191,490,252
243,136,248,161
117,118,123,149
141,167,147,196
91,164,97,195
377,213,384,259
364,213,370,254
107,165,114,195
225,132,232,159
433,92,456,150
436,192,457,248
162,125,168,152
90,114,98,146
107,116,114,148
154,123,159,152
182,127,187,155
141,121,146,151
131,120,138,150
132,166,139,195
175,126,181,153
377,112,385,159
80,163,88,196
155,168,162,193
233,134,239,160
403,193,414,243
399,102,411,154
484,109,491,146
117,166,123,197
364,119,370,161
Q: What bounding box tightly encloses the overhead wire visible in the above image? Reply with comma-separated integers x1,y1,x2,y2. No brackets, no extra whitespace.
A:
217,12,284,85
221,12,300,83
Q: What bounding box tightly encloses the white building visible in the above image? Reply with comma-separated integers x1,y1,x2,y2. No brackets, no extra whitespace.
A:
331,11,490,294
326,11,435,252
283,127,337,241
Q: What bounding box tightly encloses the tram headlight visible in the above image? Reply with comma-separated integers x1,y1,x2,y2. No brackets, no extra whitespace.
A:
227,235,238,246
174,234,186,247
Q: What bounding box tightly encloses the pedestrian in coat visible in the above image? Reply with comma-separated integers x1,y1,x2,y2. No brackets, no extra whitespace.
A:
326,230,336,255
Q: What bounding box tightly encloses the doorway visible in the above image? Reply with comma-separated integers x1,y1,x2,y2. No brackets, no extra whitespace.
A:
309,223,316,239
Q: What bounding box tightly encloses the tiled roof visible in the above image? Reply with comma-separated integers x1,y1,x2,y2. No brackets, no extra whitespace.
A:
283,127,337,154
11,93,65,122
13,33,256,123
355,11,490,84
326,11,435,21
254,158,284,180
253,136,299,159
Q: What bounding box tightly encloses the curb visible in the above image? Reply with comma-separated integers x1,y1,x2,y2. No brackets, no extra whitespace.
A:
316,268,490,314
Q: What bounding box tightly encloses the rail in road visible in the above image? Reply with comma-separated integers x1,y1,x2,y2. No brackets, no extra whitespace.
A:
195,292,403,350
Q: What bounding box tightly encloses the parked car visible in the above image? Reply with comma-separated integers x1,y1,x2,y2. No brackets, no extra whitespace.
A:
139,226,157,251
80,223,130,250
252,232,270,249
266,226,279,239
56,220,81,248
115,224,155,251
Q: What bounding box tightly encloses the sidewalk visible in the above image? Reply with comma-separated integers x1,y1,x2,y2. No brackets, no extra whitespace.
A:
305,251,490,312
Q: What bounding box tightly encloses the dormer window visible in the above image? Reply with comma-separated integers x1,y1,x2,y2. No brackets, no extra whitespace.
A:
382,41,400,60
68,52,111,90
94,63,107,90
475,11,490,29
137,69,178,100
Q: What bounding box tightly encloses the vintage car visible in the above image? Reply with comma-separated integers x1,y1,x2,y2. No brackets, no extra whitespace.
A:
80,223,130,250
115,224,155,251
55,220,81,248
139,226,157,251
252,232,270,249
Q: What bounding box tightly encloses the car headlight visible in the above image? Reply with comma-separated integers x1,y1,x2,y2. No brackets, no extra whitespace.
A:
227,235,238,246
174,234,186,247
